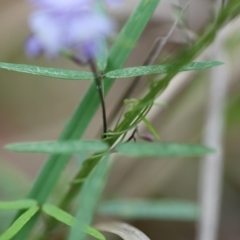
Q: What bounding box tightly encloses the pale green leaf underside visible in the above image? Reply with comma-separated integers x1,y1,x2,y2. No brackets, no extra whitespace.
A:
5,140,109,154
42,204,105,240
115,142,214,157
95,222,150,240
0,62,94,80
0,199,37,210
99,200,199,221
106,61,224,78
0,206,39,240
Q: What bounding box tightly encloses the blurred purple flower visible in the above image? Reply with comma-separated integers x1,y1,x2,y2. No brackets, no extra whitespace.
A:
26,0,118,61
25,35,43,58
29,0,93,11
29,0,121,10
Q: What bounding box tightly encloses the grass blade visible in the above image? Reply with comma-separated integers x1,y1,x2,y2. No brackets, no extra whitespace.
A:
42,204,105,240
0,206,39,240
0,200,37,210
68,155,109,240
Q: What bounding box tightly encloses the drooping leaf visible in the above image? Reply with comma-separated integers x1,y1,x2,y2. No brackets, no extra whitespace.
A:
106,61,224,78
0,62,94,80
42,204,105,240
115,142,214,157
5,140,109,154
0,206,39,240
95,222,150,240
99,200,200,221
68,155,109,240
0,199,37,210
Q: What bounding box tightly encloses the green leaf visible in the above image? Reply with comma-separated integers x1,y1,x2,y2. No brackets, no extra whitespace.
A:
0,200,37,210
0,62,94,80
0,206,39,240
68,155,109,240
42,204,105,240
106,61,224,78
115,142,214,157
99,200,200,221
5,140,109,154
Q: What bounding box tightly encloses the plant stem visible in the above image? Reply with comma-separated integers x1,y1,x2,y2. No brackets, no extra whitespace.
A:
89,60,107,134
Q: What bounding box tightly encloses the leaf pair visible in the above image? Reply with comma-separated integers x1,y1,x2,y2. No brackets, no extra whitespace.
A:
4,140,214,158
0,200,104,240
0,61,223,80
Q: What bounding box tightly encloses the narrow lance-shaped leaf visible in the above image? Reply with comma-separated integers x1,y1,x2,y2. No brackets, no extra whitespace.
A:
106,61,224,78
0,199,37,210
68,155,110,240
99,200,200,221
141,115,160,140
0,62,94,80
5,140,109,154
42,204,105,240
0,206,39,240
115,142,214,157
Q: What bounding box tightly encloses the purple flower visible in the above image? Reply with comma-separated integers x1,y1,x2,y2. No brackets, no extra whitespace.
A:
29,0,122,10
26,0,117,61
29,0,94,11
